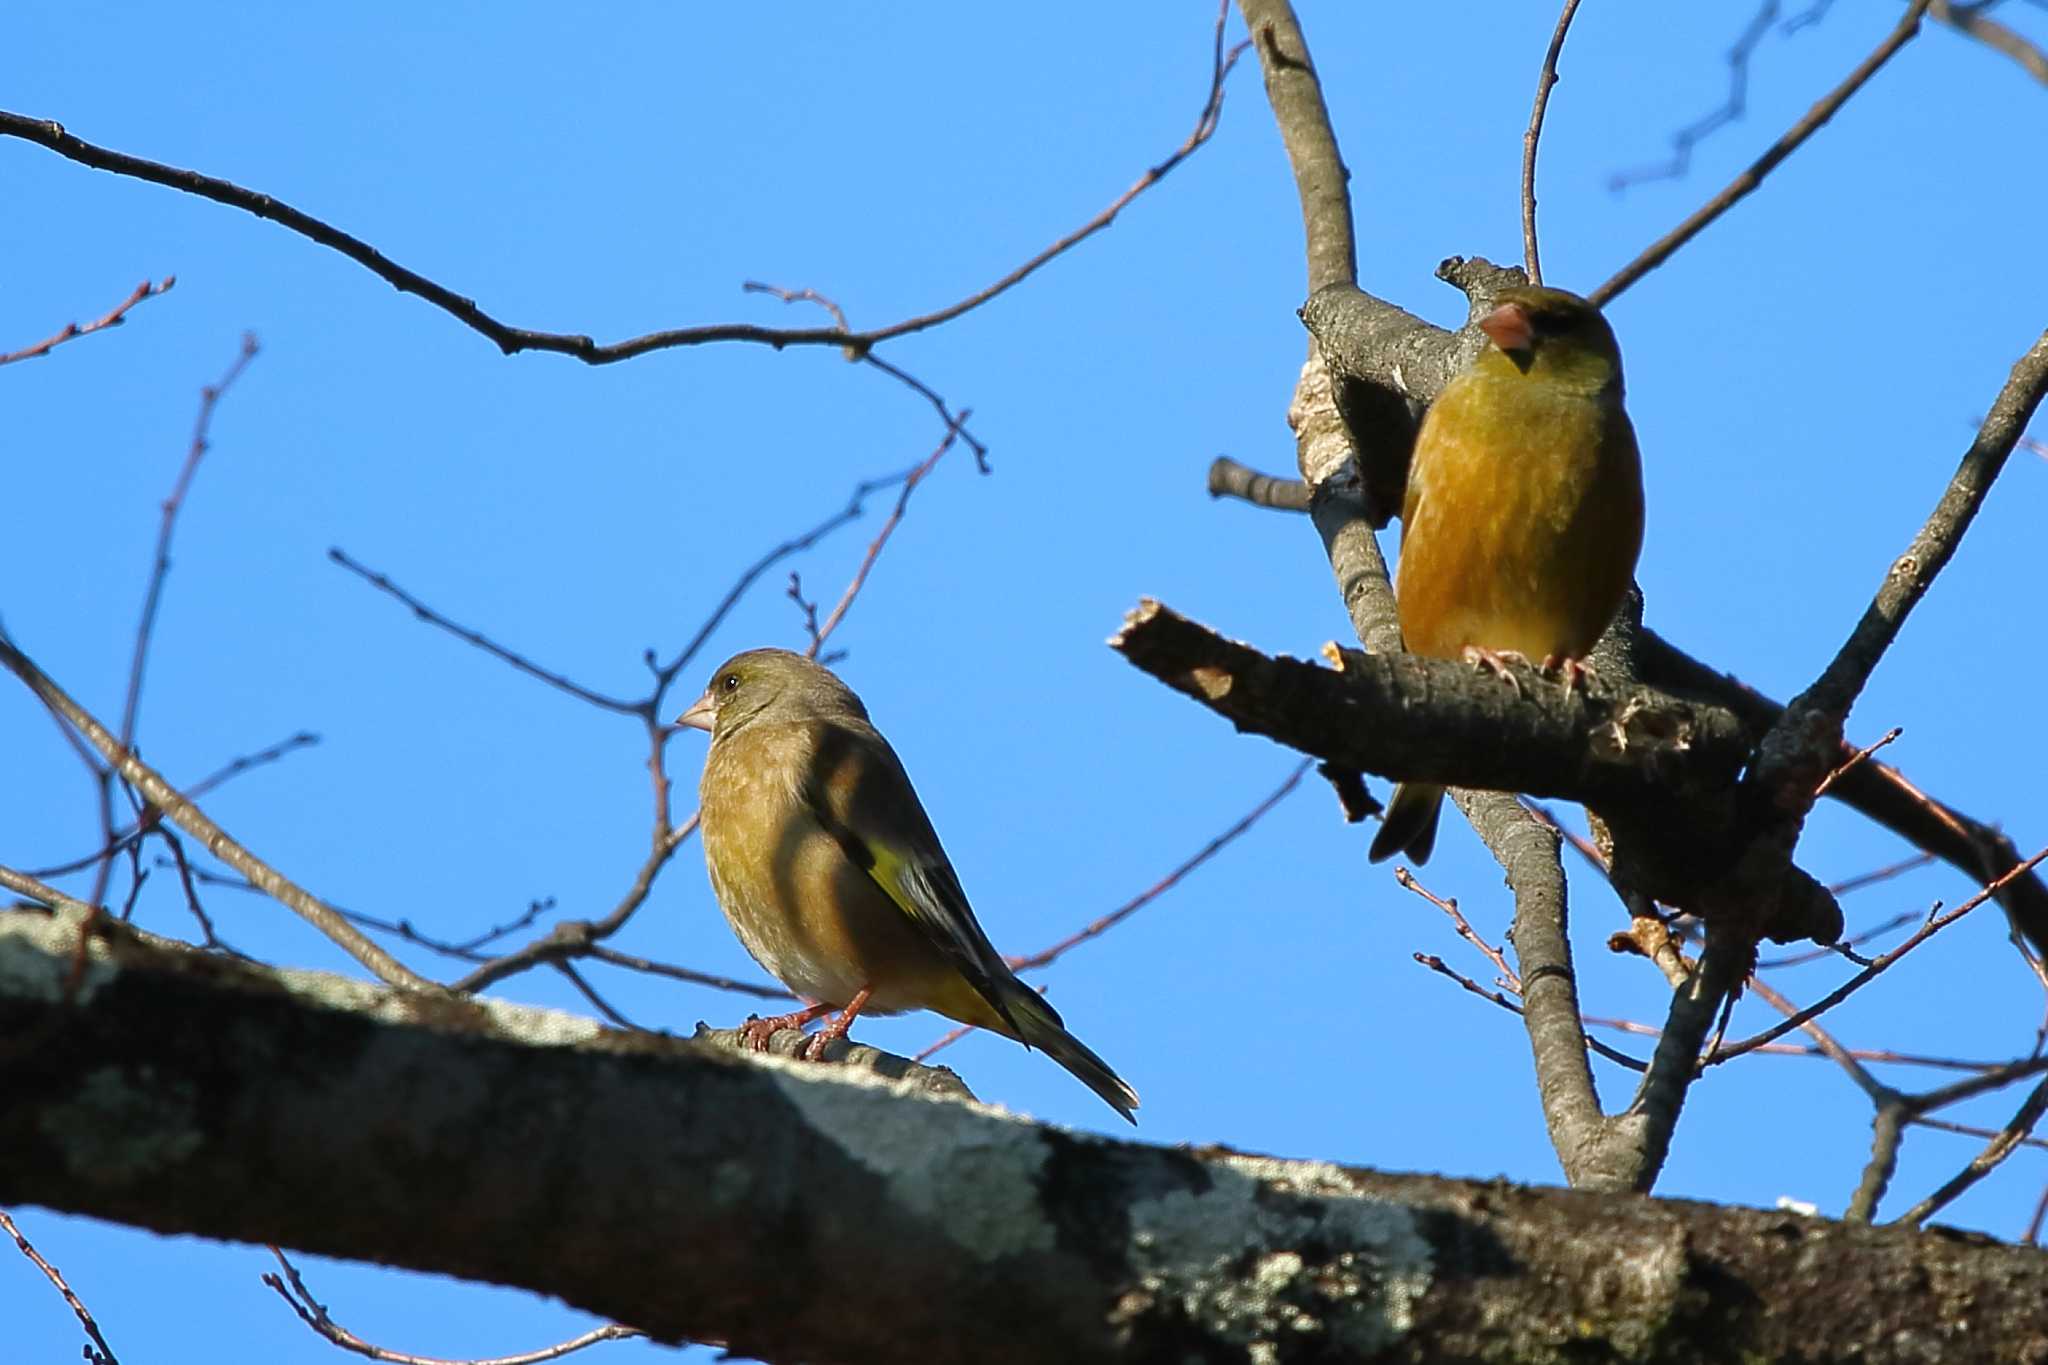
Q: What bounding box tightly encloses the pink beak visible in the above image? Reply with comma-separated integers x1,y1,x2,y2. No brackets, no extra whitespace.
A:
1478,301,1534,354
675,694,716,733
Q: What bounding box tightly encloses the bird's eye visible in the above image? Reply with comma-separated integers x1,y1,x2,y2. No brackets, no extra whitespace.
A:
720,673,740,693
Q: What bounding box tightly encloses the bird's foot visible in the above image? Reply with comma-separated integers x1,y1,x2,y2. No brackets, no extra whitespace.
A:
1541,655,1594,693
1461,646,1531,696
739,1003,833,1052
798,986,875,1062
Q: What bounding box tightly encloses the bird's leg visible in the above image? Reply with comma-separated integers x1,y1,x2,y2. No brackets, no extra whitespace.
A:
1540,654,1594,694
1461,645,1531,697
800,985,875,1062
739,1001,834,1052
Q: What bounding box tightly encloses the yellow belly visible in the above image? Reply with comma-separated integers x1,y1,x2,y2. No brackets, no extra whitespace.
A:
1396,372,1642,661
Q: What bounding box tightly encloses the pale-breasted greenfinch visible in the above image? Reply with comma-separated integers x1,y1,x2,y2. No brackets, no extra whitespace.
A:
677,648,1139,1122
1368,285,1645,865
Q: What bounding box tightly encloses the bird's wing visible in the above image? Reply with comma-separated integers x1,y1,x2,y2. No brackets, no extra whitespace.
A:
800,721,1023,1034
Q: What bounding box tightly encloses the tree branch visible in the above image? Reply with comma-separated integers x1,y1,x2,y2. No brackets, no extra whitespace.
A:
1591,0,1932,307
1521,0,1586,285
7,902,2048,1364
0,23,1242,369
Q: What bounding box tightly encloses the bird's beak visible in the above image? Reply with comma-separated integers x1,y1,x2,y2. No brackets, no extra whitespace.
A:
1478,301,1535,358
675,694,717,733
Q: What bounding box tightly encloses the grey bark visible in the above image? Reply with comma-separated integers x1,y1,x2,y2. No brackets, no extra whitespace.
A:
7,903,2048,1364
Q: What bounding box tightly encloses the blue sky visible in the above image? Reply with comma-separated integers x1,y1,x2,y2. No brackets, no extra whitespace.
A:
6,4,2046,1360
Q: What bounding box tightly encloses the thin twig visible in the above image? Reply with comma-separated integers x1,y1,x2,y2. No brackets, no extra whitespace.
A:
1396,866,1520,988
264,1246,644,1364
1814,726,1902,798
1592,0,1932,306
916,761,1311,1059
655,463,925,680
1759,909,1917,968
450,816,700,994
1897,1076,2048,1228
1,1208,120,1365
1007,760,1311,972
83,334,261,912
1607,2,1783,192
738,282,990,469
0,276,174,367
1413,952,1648,1071
1585,1014,2002,1073
807,419,964,655
30,731,320,880
1828,852,1938,898
1521,0,1585,284
552,959,642,1031
328,548,640,714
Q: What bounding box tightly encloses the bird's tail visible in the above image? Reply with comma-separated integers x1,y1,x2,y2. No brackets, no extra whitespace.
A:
1369,781,1443,864
1003,985,1139,1124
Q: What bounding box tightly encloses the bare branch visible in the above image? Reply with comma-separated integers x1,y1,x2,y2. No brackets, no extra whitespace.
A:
1521,0,1586,284
807,419,964,656
0,276,174,368
1206,454,1313,511
0,19,1243,370
328,548,641,715
1607,2,1785,192
1898,1075,2048,1228
1008,759,1310,973
1592,0,1932,307
1,1209,120,1365
265,1246,645,1365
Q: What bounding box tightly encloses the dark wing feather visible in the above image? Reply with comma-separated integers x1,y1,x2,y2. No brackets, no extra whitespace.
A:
800,720,1022,1035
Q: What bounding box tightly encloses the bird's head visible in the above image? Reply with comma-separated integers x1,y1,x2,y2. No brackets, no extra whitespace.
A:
1474,286,1622,397
675,648,868,741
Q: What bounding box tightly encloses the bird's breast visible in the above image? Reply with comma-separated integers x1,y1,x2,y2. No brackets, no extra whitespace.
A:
1396,375,1642,661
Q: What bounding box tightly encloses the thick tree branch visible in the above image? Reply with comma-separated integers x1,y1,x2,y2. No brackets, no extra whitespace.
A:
1237,0,1355,295
8,902,2048,1364
1203,463,2048,957
1109,599,1748,813
1234,0,1741,1198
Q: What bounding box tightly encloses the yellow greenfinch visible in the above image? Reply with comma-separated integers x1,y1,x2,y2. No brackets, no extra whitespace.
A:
676,648,1139,1122
1368,285,1645,865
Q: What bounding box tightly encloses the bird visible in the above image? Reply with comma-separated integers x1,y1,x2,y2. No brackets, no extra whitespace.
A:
675,647,1139,1123
1367,285,1645,866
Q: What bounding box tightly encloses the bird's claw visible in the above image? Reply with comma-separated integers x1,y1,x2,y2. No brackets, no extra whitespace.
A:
1462,646,1530,696
738,1004,831,1052
1542,655,1595,694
